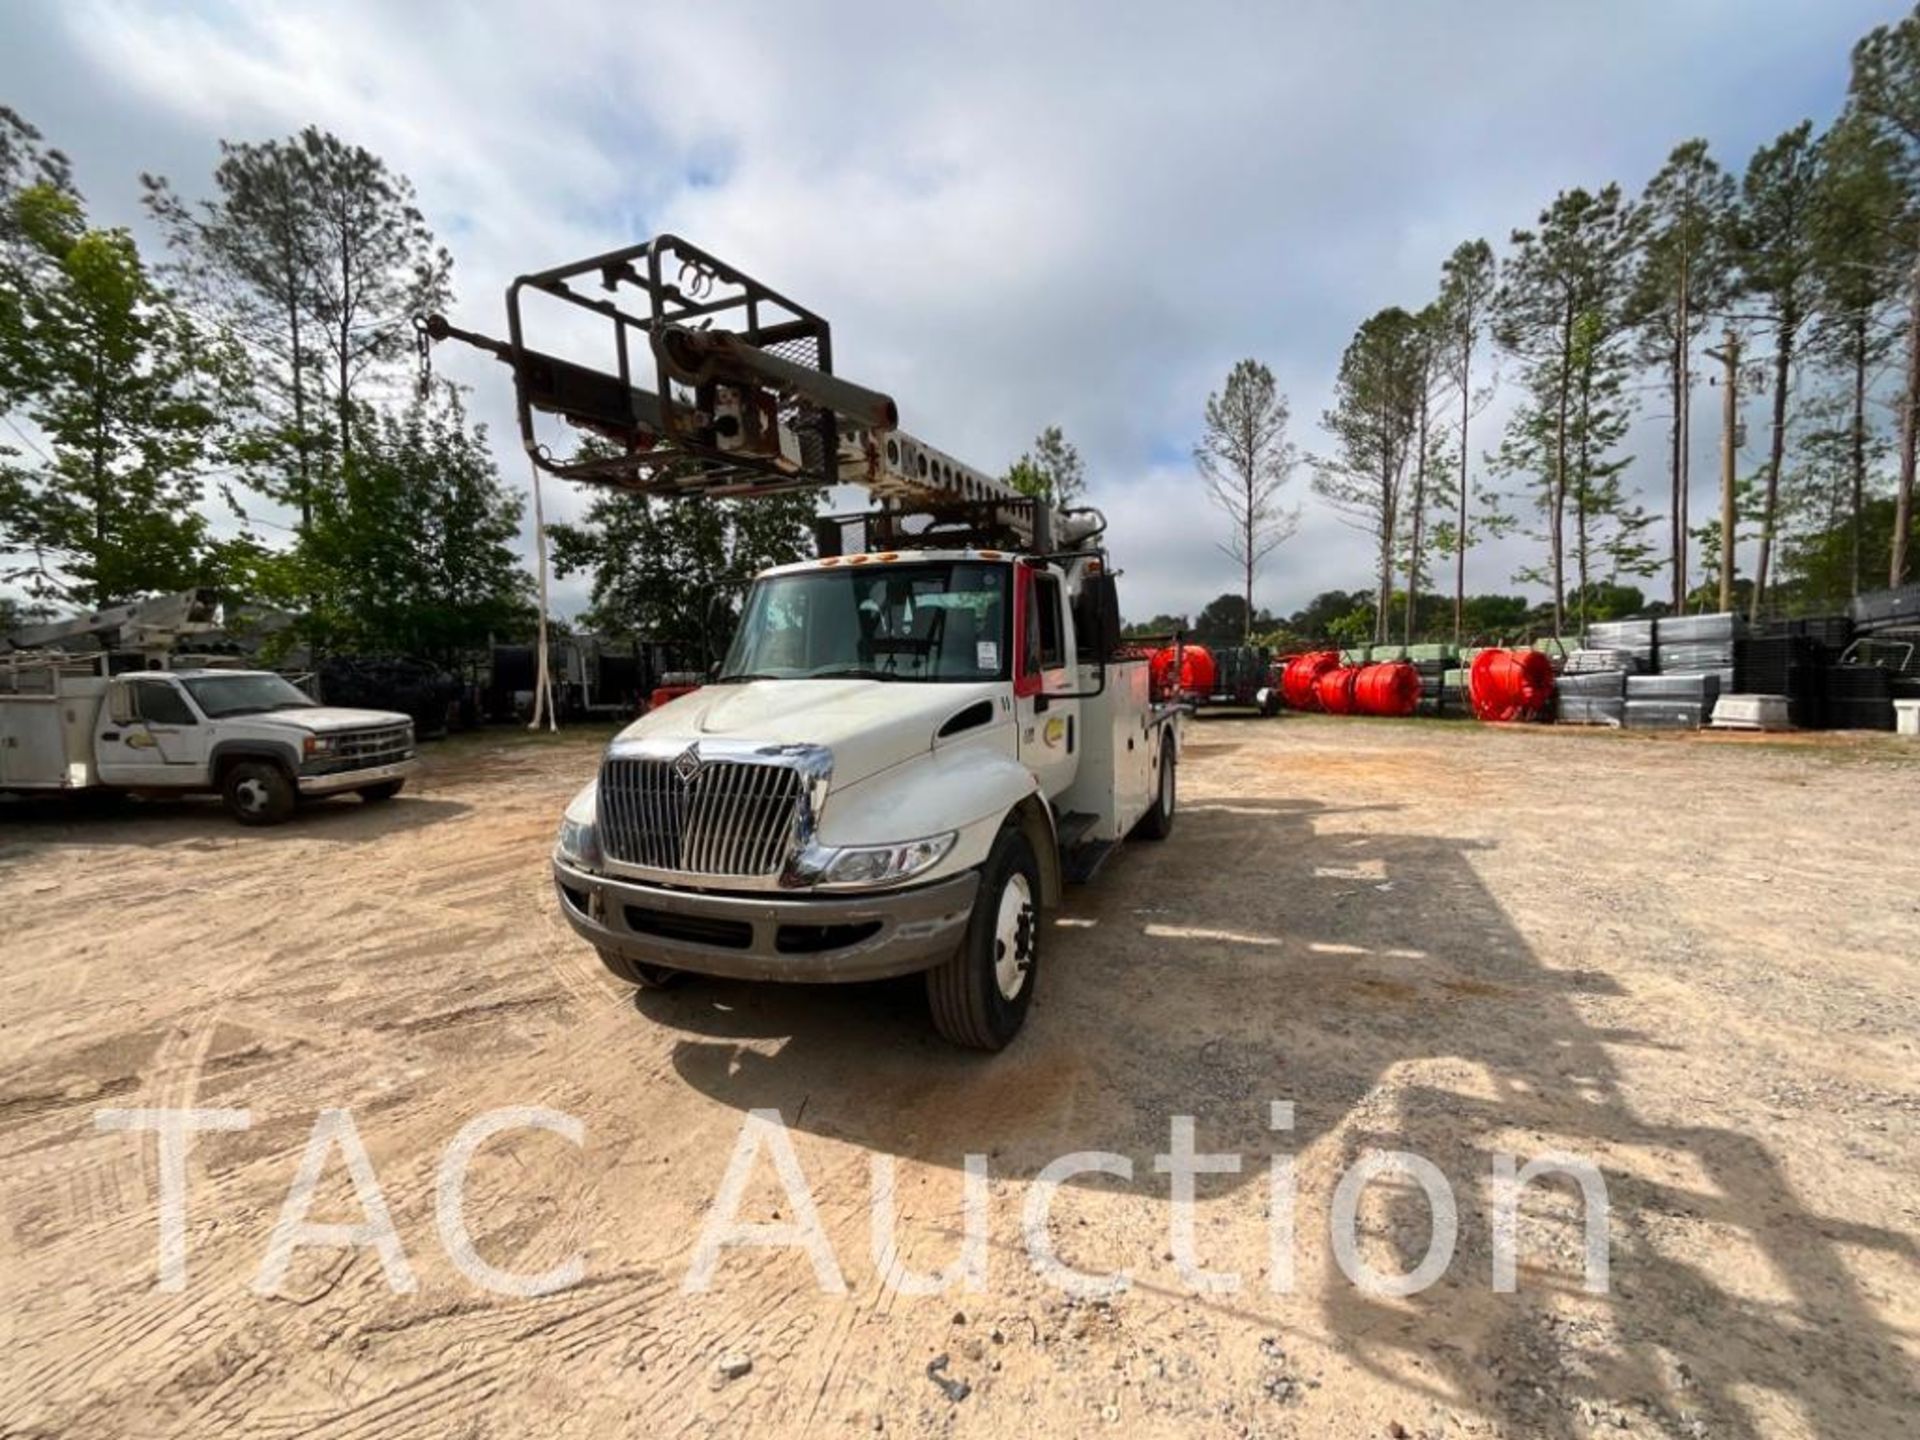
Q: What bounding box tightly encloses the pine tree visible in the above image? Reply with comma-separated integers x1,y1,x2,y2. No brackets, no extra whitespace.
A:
1194,360,1299,640
1433,238,1496,648
1808,112,1909,597
1313,308,1424,644
1731,122,1825,619
1004,425,1087,507
1846,10,1920,587
1628,140,1736,610
1398,303,1450,644
144,128,451,531
1493,185,1639,636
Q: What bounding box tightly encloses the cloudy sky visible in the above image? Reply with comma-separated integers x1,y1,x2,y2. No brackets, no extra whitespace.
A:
1,0,1905,624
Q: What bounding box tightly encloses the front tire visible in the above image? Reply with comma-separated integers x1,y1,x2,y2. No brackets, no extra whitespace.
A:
595,946,686,990
926,825,1041,1051
1136,735,1176,840
223,760,296,826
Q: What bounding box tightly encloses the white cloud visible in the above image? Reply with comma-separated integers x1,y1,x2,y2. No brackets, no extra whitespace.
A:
3,0,1900,626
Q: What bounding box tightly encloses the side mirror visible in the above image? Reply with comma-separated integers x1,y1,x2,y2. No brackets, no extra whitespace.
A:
1073,572,1123,665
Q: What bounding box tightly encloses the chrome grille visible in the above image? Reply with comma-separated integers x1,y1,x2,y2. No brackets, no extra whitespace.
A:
599,756,804,877
303,723,414,775
334,724,413,764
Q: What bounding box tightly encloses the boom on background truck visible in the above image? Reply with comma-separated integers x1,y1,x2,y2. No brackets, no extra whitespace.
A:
424,235,1184,1048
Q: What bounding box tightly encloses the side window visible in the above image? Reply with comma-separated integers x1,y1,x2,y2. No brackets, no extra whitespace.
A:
134,683,197,725
1034,574,1065,671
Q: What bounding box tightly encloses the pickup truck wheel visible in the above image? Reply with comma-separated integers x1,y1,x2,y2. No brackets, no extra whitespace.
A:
1136,736,1176,840
595,946,686,990
223,760,296,826
358,780,406,803
926,826,1040,1051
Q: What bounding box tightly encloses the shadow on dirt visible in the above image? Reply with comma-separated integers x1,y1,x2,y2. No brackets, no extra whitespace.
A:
0,791,468,854
630,793,1916,1438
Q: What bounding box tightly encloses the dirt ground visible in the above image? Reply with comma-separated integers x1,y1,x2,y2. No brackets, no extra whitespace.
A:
1,715,1916,1440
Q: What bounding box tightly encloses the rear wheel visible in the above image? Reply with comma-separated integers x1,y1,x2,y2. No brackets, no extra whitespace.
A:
595,946,686,990
358,779,406,803
1136,735,1176,840
223,760,295,826
926,825,1041,1050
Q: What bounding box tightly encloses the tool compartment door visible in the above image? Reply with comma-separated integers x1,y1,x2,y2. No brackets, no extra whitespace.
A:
0,698,73,787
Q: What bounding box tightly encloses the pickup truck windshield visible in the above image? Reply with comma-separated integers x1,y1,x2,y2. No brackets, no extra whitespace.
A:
720,561,1010,683
181,674,318,718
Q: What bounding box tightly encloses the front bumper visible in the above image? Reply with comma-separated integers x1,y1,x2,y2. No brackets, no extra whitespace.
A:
298,757,418,795
552,855,979,983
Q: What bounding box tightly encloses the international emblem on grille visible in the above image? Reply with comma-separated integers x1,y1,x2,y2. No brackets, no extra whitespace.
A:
672,745,701,784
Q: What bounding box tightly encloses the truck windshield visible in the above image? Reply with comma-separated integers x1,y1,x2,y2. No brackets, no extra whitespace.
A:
181,674,318,717
720,561,1010,683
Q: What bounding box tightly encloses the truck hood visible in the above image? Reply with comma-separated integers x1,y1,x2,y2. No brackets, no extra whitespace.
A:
617,679,1002,788
255,706,413,734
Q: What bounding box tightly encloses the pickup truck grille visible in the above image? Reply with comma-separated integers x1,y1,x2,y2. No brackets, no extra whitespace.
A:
303,723,415,775
599,756,803,877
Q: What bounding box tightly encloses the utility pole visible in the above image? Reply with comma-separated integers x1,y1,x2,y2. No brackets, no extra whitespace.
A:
1705,329,1741,615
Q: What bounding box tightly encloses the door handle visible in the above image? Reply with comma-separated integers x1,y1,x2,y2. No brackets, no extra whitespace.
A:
100,732,119,742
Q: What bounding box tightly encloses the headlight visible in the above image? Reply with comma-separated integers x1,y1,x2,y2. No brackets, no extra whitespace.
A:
555,782,601,869
302,734,335,756
816,832,957,889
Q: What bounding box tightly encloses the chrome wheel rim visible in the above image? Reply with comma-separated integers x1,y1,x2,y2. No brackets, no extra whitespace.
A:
235,778,270,813
1159,752,1174,815
992,872,1035,1001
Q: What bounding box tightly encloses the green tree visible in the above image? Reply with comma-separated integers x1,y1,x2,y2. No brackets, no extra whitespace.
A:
1629,139,1736,610
1004,425,1087,508
0,181,235,606
299,400,533,658
549,490,817,666
1397,303,1451,645
1849,5,1920,585
1809,112,1908,598
144,127,451,529
1193,592,1258,647
1433,238,1497,647
1122,611,1190,638
1731,121,1825,619
1493,185,1639,636
1194,359,1298,639
1313,308,1424,643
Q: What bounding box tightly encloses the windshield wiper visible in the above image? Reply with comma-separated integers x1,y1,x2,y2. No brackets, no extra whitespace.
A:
713,672,786,684
810,667,901,681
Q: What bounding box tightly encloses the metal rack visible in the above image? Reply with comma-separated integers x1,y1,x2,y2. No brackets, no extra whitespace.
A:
420,234,1053,548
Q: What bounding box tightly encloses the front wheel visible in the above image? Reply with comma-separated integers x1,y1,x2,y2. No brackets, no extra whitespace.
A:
223,760,296,826
926,826,1041,1050
1136,735,1176,840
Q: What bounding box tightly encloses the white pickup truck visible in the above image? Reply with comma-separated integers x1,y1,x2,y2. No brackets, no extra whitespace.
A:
551,546,1182,1048
0,662,417,825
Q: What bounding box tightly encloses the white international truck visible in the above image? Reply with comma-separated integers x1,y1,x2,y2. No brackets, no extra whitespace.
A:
424,236,1183,1047
1,591,417,825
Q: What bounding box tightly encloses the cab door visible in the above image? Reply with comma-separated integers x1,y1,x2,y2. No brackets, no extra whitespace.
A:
1015,565,1081,800
96,678,208,786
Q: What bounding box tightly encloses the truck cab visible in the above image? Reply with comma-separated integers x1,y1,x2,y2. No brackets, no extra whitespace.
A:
551,547,1181,1049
